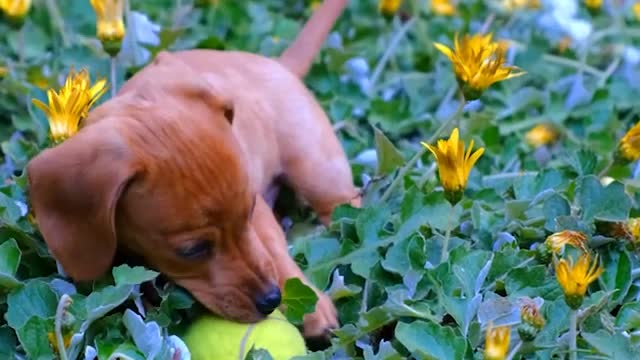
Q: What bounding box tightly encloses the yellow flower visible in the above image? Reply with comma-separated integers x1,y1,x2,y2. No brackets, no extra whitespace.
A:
518,301,545,341
421,128,484,204
525,124,558,147
545,230,587,254
556,36,572,54
628,218,640,239
47,332,72,353
90,0,126,55
0,66,7,78
431,0,456,16
634,2,640,20
434,33,525,100
503,0,540,11
584,0,602,10
484,323,510,360
619,121,640,162
555,252,603,309
379,0,402,16
0,0,30,26
32,68,108,143
520,302,545,329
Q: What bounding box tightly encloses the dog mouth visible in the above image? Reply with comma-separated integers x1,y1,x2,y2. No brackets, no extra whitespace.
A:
182,283,268,323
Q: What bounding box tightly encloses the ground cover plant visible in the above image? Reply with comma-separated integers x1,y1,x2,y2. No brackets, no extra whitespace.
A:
2,0,640,359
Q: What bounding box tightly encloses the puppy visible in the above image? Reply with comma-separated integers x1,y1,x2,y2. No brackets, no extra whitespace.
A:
26,0,359,338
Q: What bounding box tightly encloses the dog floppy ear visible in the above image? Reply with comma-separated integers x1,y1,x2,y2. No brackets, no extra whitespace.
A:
27,122,138,281
150,51,235,124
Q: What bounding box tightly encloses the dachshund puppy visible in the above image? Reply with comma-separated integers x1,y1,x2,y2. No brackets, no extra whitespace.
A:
27,0,358,338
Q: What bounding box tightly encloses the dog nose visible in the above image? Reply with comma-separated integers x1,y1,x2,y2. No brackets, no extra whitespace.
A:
255,285,282,315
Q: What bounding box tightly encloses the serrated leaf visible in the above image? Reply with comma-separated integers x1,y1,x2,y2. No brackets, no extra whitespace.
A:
6,280,57,329
576,175,631,222
0,239,21,289
395,320,467,360
112,265,159,286
373,127,405,175
282,278,318,325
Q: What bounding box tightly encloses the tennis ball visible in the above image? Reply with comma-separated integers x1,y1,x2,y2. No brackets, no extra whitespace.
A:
183,310,307,360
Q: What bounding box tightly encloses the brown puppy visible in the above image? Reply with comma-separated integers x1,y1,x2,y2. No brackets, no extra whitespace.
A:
26,0,359,337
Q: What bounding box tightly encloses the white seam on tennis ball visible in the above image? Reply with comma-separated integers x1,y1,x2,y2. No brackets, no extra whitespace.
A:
238,323,257,360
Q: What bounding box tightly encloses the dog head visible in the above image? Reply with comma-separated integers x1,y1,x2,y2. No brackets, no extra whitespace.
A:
27,53,281,322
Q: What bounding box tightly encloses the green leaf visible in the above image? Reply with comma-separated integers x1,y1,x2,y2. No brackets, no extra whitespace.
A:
0,238,22,289
599,250,632,304
122,309,163,359
112,264,159,286
282,278,319,325
616,302,640,331
245,348,275,360
504,265,561,299
6,280,58,330
0,326,17,359
373,127,405,175
362,340,403,360
82,285,133,330
105,342,147,360
582,330,640,359
15,317,55,360
356,206,391,246
576,175,631,222
543,193,571,231
395,320,467,360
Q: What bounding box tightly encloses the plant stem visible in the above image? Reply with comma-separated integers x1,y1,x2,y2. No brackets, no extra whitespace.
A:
505,341,522,360
368,18,416,95
441,206,454,263
379,95,465,203
45,0,70,48
569,309,578,360
18,27,25,65
110,57,117,98
54,294,72,360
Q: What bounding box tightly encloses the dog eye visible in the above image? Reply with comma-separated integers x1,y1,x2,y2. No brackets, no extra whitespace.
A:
176,241,212,260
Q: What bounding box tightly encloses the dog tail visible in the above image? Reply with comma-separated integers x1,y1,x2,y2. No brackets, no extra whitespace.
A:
278,0,348,78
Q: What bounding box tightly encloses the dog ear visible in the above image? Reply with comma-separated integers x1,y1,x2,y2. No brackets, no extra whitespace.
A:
27,122,138,281
151,52,235,125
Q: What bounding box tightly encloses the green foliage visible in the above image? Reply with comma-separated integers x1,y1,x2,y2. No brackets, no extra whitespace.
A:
2,0,640,359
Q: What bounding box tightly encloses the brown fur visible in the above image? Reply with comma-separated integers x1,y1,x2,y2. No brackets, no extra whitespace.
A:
26,0,358,337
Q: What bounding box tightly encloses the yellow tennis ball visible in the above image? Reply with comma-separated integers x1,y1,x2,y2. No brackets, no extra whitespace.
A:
183,310,307,360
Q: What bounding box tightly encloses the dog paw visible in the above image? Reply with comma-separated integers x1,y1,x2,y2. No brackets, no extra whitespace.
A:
303,292,338,338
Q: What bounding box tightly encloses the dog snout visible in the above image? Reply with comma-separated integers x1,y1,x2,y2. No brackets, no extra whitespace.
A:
255,284,282,315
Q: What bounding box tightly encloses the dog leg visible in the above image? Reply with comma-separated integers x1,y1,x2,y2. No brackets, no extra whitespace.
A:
252,195,338,337
282,127,361,226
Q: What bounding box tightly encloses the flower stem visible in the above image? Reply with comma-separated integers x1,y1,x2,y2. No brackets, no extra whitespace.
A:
368,17,416,95
110,57,117,98
45,0,70,48
54,294,72,360
441,206,454,263
505,341,522,360
18,27,25,65
379,94,465,203
569,309,578,360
